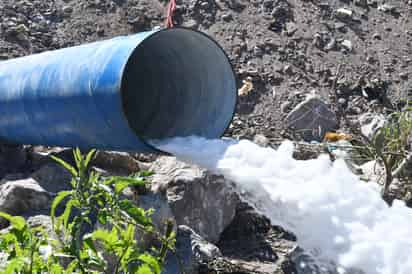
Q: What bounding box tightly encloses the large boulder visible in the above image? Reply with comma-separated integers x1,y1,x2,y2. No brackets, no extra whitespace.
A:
0,179,51,227
92,151,141,175
358,112,386,139
31,163,72,194
163,225,222,274
0,178,51,215
150,156,240,243
0,144,27,178
217,202,298,274
286,96,338,141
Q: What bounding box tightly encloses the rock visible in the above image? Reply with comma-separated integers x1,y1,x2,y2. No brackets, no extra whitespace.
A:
286,96,338,141
150,157,239,243
0,144,27,177
281,100,292,113
62,5,73,15
358,112,386,139
336,8,353,20
92,151,141,175
324,38,336,51
182,19,198,29
354,0,368,7
27,215,54,235
253,134,270,147
218,203,297,265
31,163,72,194
0,179,51,227
283,65,293,74
163,225,222,274
378,4,397,13
335,22,346,32
222,13,233,22
372,33,381,40
340,39,353,52
285,22,298,36
400,72,408,79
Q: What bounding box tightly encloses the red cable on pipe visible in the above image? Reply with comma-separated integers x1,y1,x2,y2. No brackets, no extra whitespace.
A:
165,0,177,28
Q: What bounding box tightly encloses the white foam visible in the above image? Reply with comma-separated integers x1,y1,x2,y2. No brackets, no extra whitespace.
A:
152,136,412,274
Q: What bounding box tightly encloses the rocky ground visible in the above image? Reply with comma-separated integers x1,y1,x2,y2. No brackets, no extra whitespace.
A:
0,0,411,273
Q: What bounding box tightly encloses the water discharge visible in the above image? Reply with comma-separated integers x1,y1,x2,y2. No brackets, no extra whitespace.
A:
151,136,412,274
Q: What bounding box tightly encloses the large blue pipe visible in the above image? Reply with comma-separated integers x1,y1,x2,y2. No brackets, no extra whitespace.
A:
0,28,237,153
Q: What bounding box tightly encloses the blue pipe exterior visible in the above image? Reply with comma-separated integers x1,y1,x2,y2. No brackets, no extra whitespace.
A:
0,28,237,153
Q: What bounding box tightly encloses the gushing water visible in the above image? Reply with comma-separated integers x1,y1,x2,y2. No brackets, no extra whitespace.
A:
151,136,412,274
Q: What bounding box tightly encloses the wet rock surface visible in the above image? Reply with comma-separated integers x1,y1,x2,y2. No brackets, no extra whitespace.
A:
150,156,240,244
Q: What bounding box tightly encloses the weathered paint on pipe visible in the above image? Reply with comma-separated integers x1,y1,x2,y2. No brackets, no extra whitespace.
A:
0,28,237,153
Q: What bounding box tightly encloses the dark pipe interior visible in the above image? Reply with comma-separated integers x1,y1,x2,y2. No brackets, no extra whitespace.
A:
121,28,236,142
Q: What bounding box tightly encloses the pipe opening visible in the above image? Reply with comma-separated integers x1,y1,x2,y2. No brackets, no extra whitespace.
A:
121,28,237,143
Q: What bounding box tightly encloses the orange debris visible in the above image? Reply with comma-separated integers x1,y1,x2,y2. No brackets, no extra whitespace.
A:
323,132,352,142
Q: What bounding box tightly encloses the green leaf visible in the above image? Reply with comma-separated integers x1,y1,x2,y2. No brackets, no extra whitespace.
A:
62,199,76,229
114,180,131,194
119,200,151,226
73,148,82,170
135,264,155,274
83,233,98,254
65,259,79,273
84,149,96,168
0,212,26,231
97,211,107,225
51,155,78,177
51,191,72,222
49,263,64,274
91,229,118,248
138,170,154,178
4,257,25,274
138,253,161,274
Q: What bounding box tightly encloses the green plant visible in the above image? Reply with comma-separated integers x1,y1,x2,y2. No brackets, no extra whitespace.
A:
0,212,62,274
0,149,175,274
358,107,412,205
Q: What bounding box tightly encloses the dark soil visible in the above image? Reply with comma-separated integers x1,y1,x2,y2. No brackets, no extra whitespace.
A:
1,0,411,144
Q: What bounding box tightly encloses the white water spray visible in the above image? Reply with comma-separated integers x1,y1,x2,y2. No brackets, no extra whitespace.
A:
151,136,412,274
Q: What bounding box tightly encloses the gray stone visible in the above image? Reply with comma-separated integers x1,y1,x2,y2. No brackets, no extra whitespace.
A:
163,225,222,274
354,0,368,7
31,163,72,194
62,5,73,15
150,157,239,243
358,113,386,139
253,134,270,147
221,13,233,22
0,179,51,227
182,19,198,29
378,4,397,13
336,8,353,20
27,215,54,236
341,39,353,52
93,151,141,175
0,145,27,177
286,96,338,141
218,203,297,270
281,100,292,113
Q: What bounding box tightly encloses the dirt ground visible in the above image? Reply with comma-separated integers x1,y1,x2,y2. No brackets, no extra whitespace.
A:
1,0,411,144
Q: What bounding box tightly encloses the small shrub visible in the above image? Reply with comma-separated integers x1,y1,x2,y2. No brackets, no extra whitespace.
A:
0,149,175,274
358,107,412,204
